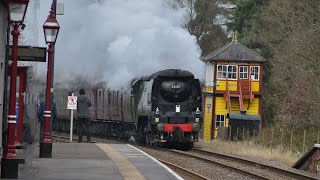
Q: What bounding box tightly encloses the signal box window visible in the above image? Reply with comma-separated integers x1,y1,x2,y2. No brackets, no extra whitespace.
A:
217,65,237,80
217,65,227,79
250,66,260,80
228,65,237,80
216,115,226,127
240,66,248,79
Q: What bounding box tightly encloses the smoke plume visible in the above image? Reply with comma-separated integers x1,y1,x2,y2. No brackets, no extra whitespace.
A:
39,0,203,89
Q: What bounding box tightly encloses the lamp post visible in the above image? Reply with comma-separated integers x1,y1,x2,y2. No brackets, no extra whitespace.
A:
1,0,29,179
39,8,60,158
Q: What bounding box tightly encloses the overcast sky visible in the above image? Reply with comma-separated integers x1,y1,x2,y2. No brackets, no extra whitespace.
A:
36,0,203,89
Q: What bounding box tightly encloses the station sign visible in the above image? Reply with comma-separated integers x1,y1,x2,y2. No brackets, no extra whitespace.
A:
9,46,47,62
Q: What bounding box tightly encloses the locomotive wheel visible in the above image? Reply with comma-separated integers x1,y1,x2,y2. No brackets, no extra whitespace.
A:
182,142,193,151
166,142,174,149
158,142,165,148
151,135,156,146
145,133,151,145
187,142,193,150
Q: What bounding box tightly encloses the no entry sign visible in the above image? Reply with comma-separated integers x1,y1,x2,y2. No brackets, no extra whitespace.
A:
67,96,77,110
68,93,77,142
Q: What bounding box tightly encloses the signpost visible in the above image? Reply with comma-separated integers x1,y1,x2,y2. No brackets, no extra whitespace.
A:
67,93,77,142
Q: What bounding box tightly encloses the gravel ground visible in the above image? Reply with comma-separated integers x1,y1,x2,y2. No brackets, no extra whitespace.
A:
184,149,296,180
53,133,255,179
198,147,319,179
136,145,258,180
53,133,318,180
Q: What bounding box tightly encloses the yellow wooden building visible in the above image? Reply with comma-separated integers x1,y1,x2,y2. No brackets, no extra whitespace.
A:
201,37,266,140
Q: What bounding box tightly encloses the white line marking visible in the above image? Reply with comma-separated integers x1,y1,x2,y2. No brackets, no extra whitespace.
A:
8,120,16,123
128,144,184,180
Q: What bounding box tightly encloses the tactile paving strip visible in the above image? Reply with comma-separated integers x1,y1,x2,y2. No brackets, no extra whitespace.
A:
97,143,146,180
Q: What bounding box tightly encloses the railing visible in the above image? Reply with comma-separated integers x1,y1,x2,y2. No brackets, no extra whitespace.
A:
238,81,244,112
225,80,232,112
250,78,253,103
223,78,254,114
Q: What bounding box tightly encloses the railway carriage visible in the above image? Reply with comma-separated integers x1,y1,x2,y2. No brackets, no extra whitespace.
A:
56,69,202,149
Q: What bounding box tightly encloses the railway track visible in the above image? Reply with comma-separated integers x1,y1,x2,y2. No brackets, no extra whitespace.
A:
51,133,210,179
190,148,318,180
52,134,78,143
148,147,269,180
52,133,317,179
52,133,126,144
154,147,317,180
158,159,209,180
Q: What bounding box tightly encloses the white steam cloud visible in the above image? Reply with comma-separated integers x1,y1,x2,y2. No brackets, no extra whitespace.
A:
41,0,203,89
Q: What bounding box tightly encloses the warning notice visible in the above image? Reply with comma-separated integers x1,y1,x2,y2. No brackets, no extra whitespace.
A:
67,96,77,110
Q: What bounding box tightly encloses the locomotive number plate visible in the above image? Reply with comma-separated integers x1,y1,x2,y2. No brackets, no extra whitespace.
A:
171,85,181,89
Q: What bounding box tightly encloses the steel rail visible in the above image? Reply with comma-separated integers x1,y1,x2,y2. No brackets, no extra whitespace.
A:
191,148,318,180
158,159,210,180
52,132,316,180
161,148,269,180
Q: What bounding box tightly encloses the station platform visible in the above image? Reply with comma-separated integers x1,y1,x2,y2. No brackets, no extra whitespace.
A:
16,143,182,180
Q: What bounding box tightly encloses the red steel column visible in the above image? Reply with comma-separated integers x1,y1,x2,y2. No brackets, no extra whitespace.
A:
1,23,20,179
43,44,53,143
16,68,26,145
5,24,20,158
39,43,53,158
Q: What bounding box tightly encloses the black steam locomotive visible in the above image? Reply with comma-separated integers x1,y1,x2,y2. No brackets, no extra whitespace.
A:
130,69,202,148
55,69,202,149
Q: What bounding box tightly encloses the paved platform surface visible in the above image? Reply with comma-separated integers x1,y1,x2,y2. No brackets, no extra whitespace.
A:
16,143,182,180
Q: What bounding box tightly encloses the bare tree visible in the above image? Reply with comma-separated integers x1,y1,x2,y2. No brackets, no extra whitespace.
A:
173,0,232,55
257,0,320,129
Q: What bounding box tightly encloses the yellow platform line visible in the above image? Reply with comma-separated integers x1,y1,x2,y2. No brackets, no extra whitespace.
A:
97,144,145,180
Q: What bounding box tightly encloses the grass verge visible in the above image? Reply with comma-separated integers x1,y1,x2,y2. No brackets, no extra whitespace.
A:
194,140,301,165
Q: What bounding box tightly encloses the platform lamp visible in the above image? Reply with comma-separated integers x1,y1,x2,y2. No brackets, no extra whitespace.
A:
39,8,60,158
8,0,29,24
1,0,29,179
